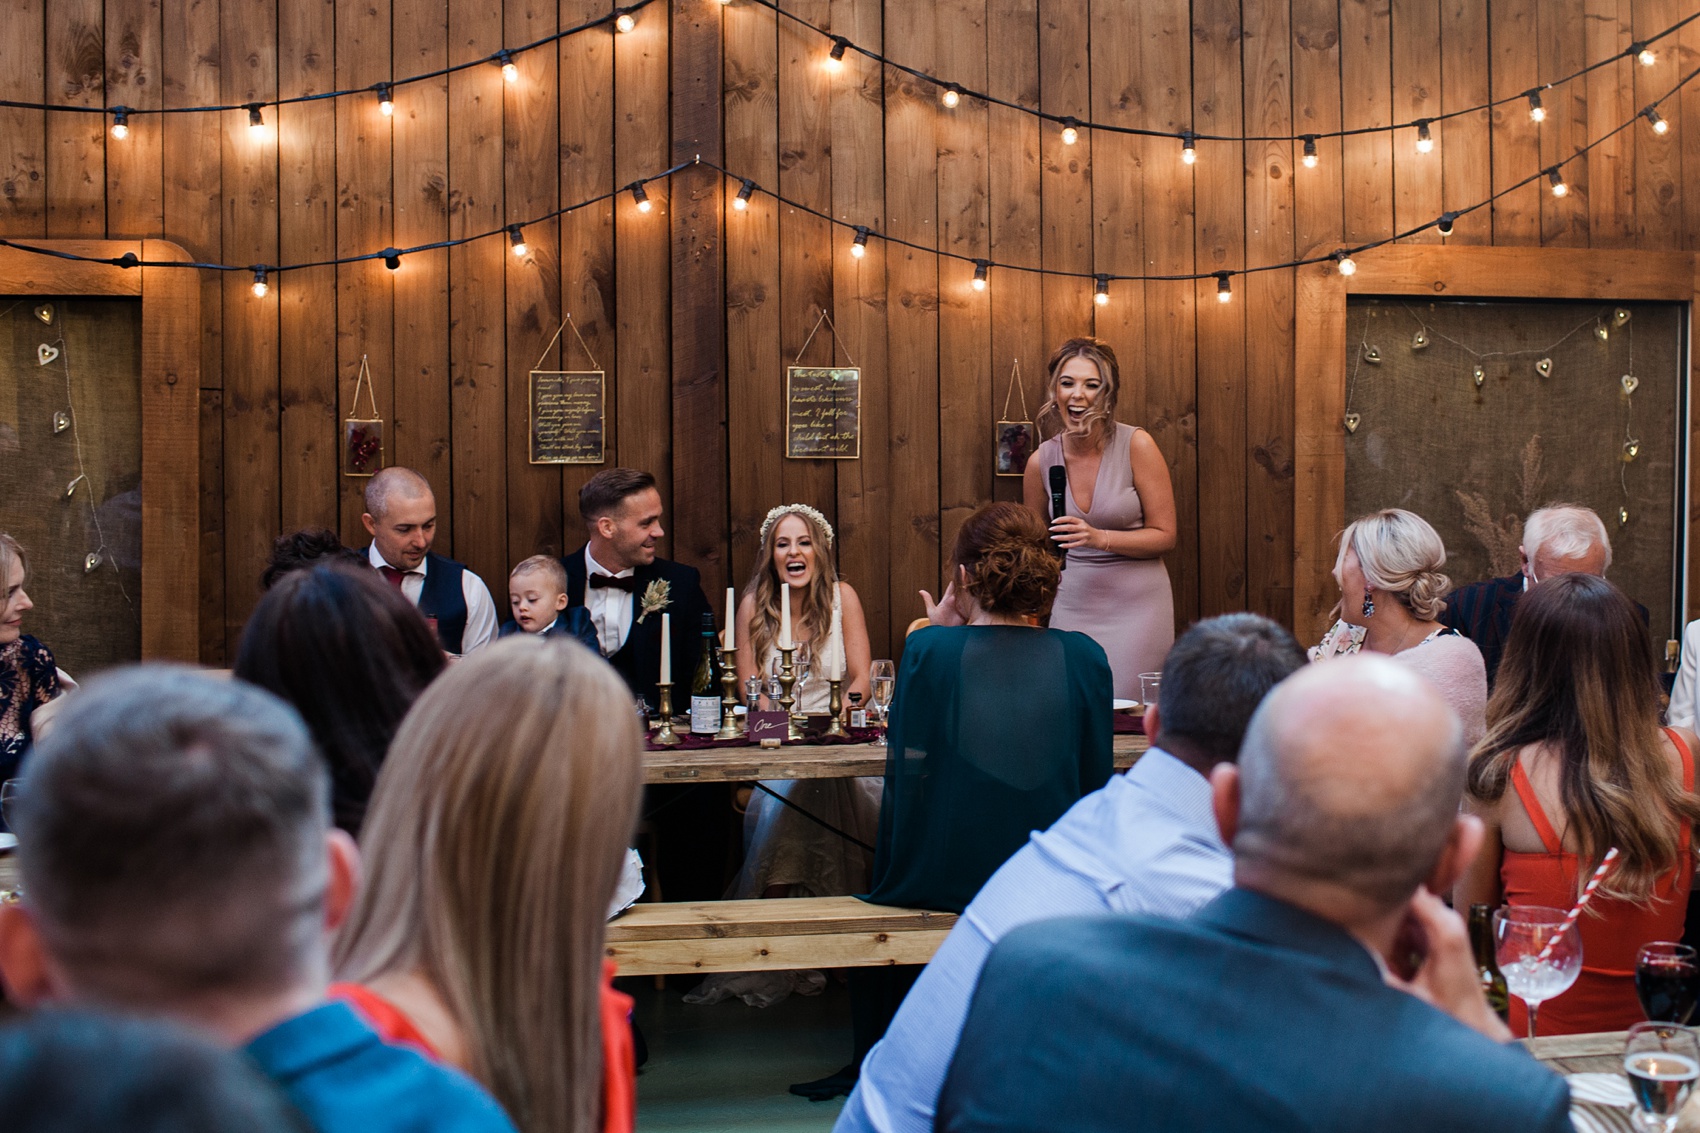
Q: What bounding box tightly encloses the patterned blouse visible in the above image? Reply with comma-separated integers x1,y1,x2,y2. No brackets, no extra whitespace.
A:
0,635,59,777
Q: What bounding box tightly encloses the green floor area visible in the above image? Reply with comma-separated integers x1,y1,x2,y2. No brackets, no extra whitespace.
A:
631,977,851,1133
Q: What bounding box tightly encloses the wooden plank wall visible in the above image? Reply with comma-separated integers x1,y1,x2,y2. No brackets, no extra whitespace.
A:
2,0,1697,662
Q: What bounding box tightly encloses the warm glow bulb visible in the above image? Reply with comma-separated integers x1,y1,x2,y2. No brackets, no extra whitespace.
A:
1527,91,1545,122
637,198,652,213
942,87,960,109
1336,253,1357,277
850,241,865,258
251,269,269,298
502,61,518,81
1093,290,1109,307
1216,273,1232,303
1639,47,1657,67
615,12,636,33
971,276,987,292
1415,120,1433,154
971,260,989,291
110,112,129,140
1654,116,1670,135
508,226,527,257
1180,134,1197,165
1548,168,1568,197
733,195,748,211
247,105,266,135
1061,124,1078,145
1094,275,1109,306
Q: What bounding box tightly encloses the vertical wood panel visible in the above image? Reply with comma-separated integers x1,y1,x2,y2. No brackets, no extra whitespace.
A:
1390,0,1441,242
104,0,162,235
1587,0,1635,248
161,0,220,391
199,386,225,663
1340,0,1393,247
1037,0,1090,355
1682,2,1700,252
1490,0,1541,242
46,0,105,236
1634,0,1682,247
1540,0,1588,246
1291,0,1342,257
1439,0,1491,244
0,0,47,235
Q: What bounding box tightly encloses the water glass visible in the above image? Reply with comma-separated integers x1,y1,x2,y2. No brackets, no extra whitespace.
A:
1638,943,1700,1024
1624,1021,1700,1132
0,778,19,831
1494,905,1582,1040
1138,672,1162,708
870,659,896,746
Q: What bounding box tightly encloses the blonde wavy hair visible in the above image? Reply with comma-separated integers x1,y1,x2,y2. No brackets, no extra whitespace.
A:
333,637,642,1133
0,532,26,588
1335,508,1451,621
746,505,839,667
1035,337,1121,447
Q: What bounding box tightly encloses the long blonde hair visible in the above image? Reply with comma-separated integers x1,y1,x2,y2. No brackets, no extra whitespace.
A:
746,507,838,667
1035,337,1121,446
333,637,642,1133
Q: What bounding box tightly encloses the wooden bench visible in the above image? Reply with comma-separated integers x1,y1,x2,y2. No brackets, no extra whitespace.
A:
643,732,1148,783
604,896,957,976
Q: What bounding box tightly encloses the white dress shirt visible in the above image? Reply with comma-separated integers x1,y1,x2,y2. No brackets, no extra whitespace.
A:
583,546,635,657
1670,619,1700,729
365,544,498,656
836,749,1234,1133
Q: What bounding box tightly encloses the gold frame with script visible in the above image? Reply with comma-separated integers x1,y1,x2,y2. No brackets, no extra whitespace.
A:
528,369,607,465
785,366,861,460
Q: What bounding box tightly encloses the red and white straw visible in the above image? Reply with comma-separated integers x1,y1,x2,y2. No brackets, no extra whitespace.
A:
1534,846,1620,963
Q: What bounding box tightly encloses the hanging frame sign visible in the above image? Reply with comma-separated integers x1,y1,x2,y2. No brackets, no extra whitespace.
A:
528,315,607,465
342,354,385,478
785,310,861,460
996,357,1036,477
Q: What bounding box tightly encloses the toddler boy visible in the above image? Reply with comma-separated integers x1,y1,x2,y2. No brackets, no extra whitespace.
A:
500,556,597,651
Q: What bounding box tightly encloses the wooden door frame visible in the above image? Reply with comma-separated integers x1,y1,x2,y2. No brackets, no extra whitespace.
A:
0,240,201,662
1293,244,1697,643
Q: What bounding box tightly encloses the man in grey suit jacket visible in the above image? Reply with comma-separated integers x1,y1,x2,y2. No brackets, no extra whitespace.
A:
937,655,1571,1133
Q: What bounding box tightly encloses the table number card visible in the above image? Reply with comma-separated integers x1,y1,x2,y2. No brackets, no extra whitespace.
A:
747,710,790,743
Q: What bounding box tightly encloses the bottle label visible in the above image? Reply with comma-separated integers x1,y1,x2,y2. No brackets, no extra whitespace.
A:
691,695,723,734
850,708,868,729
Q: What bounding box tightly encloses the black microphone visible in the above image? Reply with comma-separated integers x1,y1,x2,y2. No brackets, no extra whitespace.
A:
1048,465,1069,568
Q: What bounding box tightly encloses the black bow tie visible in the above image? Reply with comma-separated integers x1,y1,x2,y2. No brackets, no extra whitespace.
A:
589,573,637,593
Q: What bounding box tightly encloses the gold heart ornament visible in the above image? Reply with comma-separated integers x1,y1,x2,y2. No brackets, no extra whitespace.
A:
51,410,69,434
1411,329,1430,350
1621,374,1639,396
36,343,58,366
1619,506,1630,526
1595,323,1610,342
1343,412,1362,434
1623,439,1641,463
1535,358,1552,378
1614,308,1631,327
32,304,52,325
1362,345,1382,365
1472,365,1485,389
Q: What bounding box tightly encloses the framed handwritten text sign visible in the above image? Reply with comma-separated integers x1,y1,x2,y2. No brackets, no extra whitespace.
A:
529,370,606,464
786,366,861,460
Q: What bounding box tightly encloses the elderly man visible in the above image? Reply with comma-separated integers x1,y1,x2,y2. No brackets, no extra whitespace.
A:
360,467,498,655
837,614,1305,1133
936,656,1570,1133
1440,503,1614,686
0,668,518,1133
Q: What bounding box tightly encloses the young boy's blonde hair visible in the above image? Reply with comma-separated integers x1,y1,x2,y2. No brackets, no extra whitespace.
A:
510,555,569,595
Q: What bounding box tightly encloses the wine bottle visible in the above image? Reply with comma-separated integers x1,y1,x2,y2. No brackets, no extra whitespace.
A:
1468,903,1510,1023
690,612,723,734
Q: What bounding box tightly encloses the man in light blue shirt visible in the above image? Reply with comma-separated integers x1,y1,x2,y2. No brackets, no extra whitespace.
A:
836,614,1306,1133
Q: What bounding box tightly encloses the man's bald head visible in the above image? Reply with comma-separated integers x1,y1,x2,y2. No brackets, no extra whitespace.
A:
1233,656,1466,912
362,468,432,522
360,468,437,571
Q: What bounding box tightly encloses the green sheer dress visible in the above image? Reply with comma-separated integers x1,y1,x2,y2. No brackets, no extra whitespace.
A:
863,623,1115,914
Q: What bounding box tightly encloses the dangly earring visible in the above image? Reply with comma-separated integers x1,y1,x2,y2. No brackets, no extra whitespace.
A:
1361,587,1376,618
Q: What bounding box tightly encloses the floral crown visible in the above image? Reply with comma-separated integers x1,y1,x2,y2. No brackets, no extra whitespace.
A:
759,504,835,549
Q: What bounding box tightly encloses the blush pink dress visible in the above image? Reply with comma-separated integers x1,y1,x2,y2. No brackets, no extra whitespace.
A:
1036,423,1175,700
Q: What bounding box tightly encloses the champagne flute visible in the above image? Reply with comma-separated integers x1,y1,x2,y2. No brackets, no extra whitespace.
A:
1638,943,1700,1024
1493,905,1583,1040
870,659,896,747
1625,1021,1700,1132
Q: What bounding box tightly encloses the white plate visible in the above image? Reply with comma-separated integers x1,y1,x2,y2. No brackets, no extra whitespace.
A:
1112,698,1139,712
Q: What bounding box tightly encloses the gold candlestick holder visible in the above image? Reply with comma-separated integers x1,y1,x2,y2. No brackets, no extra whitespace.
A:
653,682,681,746
775,645,804,742
824,678,848,738
716,646,743,740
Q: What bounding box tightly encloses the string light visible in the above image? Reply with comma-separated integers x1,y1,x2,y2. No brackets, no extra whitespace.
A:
508,225,527,257
615,9,636,33
826,36,848,71
971,259,989,291
377,83,394,116
497,50,519,82
1180,131,1197,165
1636,43,1657,66
1527,90,1546,122
1415,119,1433,153
246,104,266,135
382,248,402,270
1645,107,1670,135
1301,135,1318,168
1215,272,1232,303
941,84,962,109
1436,211,1457,238
109,107,129,140
251,267,269,298
734,179,754,210
1547,167,1568,197
1060,118,1079,145
631,183,652,213
1334,250,1358,277
851,226,869,258
1094,274,1110,306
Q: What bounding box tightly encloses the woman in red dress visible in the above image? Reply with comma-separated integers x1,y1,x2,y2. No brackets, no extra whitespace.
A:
1458,573,1700,1035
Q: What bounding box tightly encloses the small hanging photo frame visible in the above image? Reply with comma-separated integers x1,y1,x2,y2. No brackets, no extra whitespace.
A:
785,310,861,460
529,316,607,465
995,358,1036,477
342,355,385,478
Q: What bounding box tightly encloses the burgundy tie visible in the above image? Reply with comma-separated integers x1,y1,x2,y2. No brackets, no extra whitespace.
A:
378,565,407,589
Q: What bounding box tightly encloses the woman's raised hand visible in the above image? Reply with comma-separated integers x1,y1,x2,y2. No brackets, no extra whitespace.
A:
921,581,966,627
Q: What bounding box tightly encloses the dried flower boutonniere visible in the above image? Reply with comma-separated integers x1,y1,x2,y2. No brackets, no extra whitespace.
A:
637,579,671,624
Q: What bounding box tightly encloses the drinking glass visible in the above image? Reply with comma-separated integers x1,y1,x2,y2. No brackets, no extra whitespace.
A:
1138,672,1162,708
870,659,896,746
1624,1021,1700,1132
1638,943,1700,1024
1494,905,1583,1040
0,778,19,831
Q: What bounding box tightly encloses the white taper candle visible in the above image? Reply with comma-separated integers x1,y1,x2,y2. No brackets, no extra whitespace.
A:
779,583,793,649
659,613,671,684
725,586,737,650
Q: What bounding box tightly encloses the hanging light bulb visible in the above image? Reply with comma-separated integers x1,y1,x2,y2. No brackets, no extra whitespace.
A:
109,106,130,140
1414,119,1433,154
1093,274,1110,307
1215,272,1232,304
850,226,869,258
382,248,402,270
1436,211,1457,238
1526,90,1545,122
497,50,519,82
826,37,848,71
1180,131,1197,165
246,104,267,135
1060,117,1079,146
941,84,962,109
1645,107,1670,135
631,183,652,213
1547,167,1568,197
1636,43,1657,66
615,9,636,33
377,83,394,116
1334,249,1357,277
734,179,754,210
1301,135,1318,168
971,260,989,292
251,267,269,298
508,225,527,257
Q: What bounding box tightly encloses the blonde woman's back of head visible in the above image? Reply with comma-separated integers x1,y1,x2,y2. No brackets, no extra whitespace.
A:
334,636,642,1133
1338,508,1451,621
